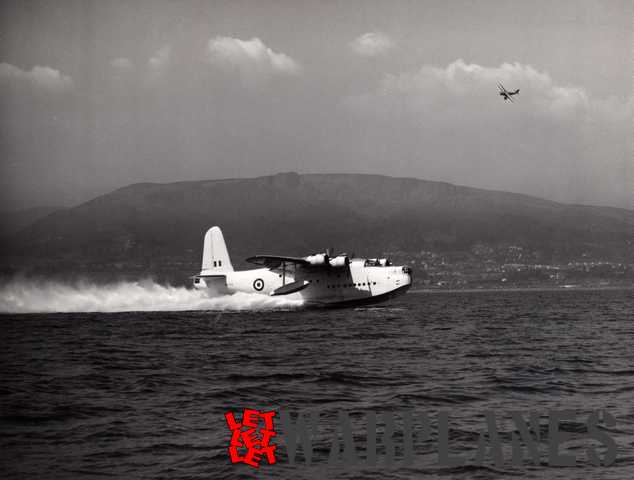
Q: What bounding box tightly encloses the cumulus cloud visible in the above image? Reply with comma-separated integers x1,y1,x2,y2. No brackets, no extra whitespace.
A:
207,36,300,85
344,59,633,207
349,32,395,57
110,57,134,71
0,62,72,92
355,59,600,117
148,45,171,76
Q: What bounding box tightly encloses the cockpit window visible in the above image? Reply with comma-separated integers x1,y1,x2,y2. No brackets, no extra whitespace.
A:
364,258,390,267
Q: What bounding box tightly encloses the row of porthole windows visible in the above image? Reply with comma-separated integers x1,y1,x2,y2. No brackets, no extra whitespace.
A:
274,276,376,287
326,282,376,289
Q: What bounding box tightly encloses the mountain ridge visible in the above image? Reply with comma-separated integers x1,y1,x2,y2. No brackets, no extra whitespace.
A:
1,172,632,283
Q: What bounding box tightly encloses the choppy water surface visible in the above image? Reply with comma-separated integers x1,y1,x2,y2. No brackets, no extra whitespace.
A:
1,289,633,479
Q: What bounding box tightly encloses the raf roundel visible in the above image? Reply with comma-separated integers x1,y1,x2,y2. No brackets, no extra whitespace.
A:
253,278,264,291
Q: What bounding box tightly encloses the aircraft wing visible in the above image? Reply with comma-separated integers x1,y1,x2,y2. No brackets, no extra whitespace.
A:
497,82,506,93
245,255,311,269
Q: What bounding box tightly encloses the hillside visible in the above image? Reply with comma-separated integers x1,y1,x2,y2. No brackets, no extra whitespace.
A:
0,206,64,237
1,173,633,284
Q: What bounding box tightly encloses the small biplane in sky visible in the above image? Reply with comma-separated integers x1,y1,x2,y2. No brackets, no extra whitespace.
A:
498,83,520,102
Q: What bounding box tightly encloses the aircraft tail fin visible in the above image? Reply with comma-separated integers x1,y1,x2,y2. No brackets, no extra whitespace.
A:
201,226,234,274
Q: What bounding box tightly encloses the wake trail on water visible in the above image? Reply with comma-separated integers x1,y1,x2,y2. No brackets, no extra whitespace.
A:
0,279,304,313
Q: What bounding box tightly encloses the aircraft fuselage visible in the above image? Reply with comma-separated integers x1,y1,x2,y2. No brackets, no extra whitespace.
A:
193,226,412,307
195,260,412,307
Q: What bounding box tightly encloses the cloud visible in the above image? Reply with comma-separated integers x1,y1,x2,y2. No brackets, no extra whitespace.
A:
354,59,600,116
148,45,171,76
110,57,134,71
349,32,395,57
344,59,633,207
207,36,300,85
0,62,72,92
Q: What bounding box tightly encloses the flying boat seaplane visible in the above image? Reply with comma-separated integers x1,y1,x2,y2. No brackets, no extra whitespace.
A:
192,226,412,307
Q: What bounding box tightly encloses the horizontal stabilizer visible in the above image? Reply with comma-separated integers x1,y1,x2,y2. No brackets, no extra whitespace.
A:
272,280,310,296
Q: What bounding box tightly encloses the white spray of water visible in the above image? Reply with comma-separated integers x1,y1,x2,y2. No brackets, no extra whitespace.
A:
0,279,304,313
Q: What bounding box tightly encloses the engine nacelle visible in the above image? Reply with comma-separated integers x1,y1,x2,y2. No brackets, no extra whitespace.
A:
329,255,349,268
305,253,328,266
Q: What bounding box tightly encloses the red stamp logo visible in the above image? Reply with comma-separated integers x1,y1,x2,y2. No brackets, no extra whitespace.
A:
225,408,277,468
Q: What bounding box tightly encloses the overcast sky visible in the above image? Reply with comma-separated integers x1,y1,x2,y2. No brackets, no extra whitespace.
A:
1,0,632,210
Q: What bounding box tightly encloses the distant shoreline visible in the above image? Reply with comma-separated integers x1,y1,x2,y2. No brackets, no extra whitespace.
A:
411,286,634,294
